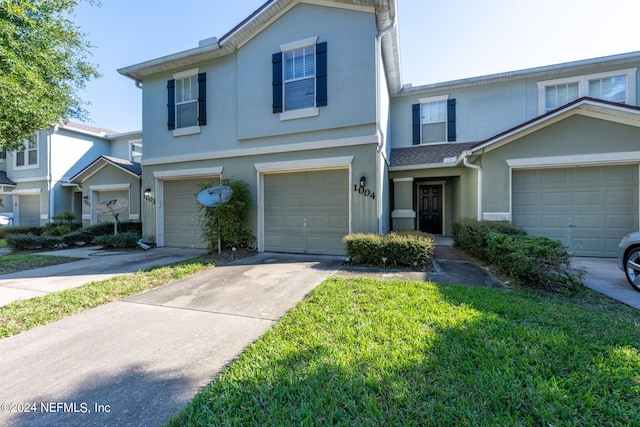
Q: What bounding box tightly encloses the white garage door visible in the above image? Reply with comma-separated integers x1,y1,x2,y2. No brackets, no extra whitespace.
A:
264,170,349,255
164,179,217,248
18,195,40,226
513,165,638,257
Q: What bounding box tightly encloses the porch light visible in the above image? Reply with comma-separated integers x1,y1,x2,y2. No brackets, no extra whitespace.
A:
82,195,90,206
144,188,151,197
359,176,366,188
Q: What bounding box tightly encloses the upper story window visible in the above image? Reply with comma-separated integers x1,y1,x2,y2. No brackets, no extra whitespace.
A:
412,96,456,145
588,75,626,103
15,134,38,169
545,83,579,112
130,141,143,163
284,46,316,111
273,36,327,120
167,68,206,136
537,68,637,114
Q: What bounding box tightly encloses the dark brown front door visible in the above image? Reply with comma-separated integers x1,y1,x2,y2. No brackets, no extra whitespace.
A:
419,185,443,234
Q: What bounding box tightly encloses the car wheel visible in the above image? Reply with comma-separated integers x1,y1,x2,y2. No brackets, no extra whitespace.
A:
624,248,640,292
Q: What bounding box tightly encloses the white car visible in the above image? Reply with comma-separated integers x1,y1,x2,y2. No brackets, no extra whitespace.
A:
618,231,640,292
0,215,10,227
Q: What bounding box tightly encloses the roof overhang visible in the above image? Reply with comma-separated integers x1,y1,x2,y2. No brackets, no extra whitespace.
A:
117,0,401,91
68,156,141,184
468,98,640,155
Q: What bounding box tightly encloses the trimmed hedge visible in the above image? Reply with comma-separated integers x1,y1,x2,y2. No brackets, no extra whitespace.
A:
343,231,435,268
486,232,584,293
93,232,141,248
452,218,526,260
5,221,143,250
452,218,583,293
5,234,63,250
0,226,43,239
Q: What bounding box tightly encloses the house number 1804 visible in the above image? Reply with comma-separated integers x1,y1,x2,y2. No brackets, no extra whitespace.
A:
353,185,376,200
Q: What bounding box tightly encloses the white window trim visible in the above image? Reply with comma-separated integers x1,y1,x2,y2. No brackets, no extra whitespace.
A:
537,68,637,114
173,126,201,137
130,140,143,163
280,36,318,53
279,36,319,116
14,134,39,170
172,68,200,136
417,94,450,145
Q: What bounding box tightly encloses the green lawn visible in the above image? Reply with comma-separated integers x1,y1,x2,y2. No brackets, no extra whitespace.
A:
0,258,217,338
168,277,640,426
0,239,7,248
0,254,80,275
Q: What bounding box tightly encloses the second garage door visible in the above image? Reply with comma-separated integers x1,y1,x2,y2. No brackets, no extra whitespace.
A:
264,170,349,255
512,165,638,257
164,178,218,248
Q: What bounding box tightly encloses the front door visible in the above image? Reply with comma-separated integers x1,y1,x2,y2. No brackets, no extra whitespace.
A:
419,185,443,234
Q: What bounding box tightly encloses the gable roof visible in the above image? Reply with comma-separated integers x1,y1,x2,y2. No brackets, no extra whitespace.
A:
468,97,640,155
118,0,401,92
68,155,142,184
389,142,476,170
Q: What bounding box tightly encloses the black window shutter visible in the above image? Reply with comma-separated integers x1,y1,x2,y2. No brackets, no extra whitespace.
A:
447,98,456,142
316,41,328,107
412,103,420,145
198,72,207,126
272,52,283,113
167,79,176,130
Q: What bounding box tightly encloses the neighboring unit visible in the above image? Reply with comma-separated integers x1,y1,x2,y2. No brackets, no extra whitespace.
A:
117,0,640,257
0,123,142,228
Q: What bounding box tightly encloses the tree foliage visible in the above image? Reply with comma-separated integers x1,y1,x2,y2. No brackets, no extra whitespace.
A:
0,0,100,149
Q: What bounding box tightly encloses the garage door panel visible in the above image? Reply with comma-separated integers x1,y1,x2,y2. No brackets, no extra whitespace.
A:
164,178,218,248
513,165,638,257
264,170,348,255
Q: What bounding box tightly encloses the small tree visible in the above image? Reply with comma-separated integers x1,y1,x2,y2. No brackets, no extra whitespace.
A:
198,178,255,252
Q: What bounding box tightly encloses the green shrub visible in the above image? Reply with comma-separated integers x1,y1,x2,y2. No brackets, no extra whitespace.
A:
452,218,525,260
343,232,435,268
43,222,82,236
93,232,141,248
485,232,584,293
1,226,43,238
52,211,75,223
6,234,63,250
198,178,256,251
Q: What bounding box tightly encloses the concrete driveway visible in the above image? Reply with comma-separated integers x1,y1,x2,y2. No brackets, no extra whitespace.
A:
0,252,343,427
573,257,640,310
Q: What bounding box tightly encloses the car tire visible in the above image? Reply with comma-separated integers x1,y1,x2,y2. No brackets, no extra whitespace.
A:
623,247,640,292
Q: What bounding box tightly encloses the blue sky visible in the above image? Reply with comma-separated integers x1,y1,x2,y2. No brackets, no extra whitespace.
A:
74,0,640,133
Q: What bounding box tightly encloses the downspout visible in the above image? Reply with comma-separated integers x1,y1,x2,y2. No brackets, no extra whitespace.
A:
462,151,483,220
48,124,58,223
375,17,396,235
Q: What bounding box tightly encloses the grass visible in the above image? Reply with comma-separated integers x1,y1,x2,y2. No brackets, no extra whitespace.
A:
0,258,217,338
0,239,7,248
168,277,640,426
0,254,81,275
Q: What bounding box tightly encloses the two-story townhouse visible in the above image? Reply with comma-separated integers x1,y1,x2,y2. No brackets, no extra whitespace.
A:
390,52,640,257
1,122,142,228
119,0,400,254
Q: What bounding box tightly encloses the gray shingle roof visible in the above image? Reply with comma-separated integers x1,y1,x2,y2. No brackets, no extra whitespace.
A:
389,142,476,168
0,171,16,186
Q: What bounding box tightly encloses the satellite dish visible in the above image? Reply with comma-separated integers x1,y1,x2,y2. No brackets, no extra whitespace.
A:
197,185,233,207
95,198,129,216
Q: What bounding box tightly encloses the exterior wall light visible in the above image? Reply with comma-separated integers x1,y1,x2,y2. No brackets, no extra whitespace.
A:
360,176,366,187
144,188,155,204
